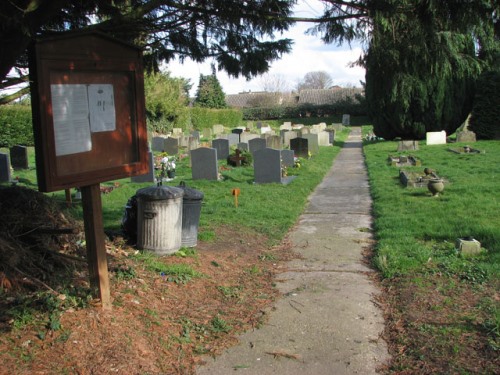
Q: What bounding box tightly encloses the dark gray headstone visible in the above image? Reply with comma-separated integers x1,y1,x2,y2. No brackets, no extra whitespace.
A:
254,148,282,184
191,131,200,141
211,138,230,160
237,142,249,152
165,137,179,155
281,149,295,167
191,148,218,180
152,136,167,152
131,151,155,183
290,138,309,158
0,153,11,183
10,145,28,169
303,134,319,155
249,138,267,155
326,129,336,144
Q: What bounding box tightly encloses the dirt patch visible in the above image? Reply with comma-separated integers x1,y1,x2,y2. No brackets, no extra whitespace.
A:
0,187,296,375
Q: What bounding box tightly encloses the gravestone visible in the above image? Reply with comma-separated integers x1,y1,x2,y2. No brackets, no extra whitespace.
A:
131,151,155,183
191,148,218,180
292,124,304,131
266,135,282,150
280,122,292,131
325,129,336,144
249,137,267,155
187,137,199,152
213,124,224,135
256,121,262,129
283,130,298,148
172,128,183,136
227,133,240,147
0,153,11,183
426,131,447,145
202,128,213,139
152,136,167,152
241,133,260,143
178,135,190,148
191,130,200,141
260,125,272,134
397,140,419,151
317,131,331,146
300,127,310,135
254,148,295,185
237,142,249,152
212,138,230,160
164,137,179,155
303,133,319,155
342,114,350,125
456,130,477,143
10,145,29,169
281,149,295,167
290,138,308,158
231,128,243,142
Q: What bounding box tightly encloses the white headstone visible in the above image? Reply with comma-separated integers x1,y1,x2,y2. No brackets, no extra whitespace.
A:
426,131,447,145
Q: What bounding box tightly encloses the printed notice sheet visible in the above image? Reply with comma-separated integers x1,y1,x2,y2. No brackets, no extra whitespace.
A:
50,84,117,156
50,84,92,156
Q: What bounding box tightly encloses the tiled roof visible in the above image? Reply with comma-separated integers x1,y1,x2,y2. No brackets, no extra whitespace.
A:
297,88,364,105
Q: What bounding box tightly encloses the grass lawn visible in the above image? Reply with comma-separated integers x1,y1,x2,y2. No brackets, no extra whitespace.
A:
362,126,499,373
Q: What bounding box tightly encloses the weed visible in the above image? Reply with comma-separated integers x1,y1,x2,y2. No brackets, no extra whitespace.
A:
198,230,216,242
258,252,277,261
210,315,231,333
174,247,198,258
113,265,137,281
247,265,260,275
217,285,242,299
135,252,202,284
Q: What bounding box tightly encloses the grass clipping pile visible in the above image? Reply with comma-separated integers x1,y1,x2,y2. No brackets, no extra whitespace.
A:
0,186,293,374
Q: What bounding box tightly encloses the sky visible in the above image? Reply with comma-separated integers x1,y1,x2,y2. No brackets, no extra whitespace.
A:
166,0,366,96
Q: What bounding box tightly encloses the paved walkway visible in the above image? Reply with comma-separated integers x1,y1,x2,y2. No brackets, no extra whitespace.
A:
197,127,389,374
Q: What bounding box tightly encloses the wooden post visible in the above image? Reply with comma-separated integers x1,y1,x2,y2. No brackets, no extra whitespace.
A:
81,184,111,310
65,188,72,207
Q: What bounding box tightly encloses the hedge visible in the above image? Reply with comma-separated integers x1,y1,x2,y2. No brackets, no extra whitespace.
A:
189,107,243,129
0,105,34,147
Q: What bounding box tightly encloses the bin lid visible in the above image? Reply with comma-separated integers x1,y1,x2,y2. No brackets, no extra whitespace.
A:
136,185,184,200
178,181,204,201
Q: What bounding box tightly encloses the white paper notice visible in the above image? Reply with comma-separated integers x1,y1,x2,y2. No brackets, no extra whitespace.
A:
50,84,92,156
88,84,116,132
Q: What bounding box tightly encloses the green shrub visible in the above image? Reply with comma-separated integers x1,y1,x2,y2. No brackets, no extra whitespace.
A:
0,105,34,147
189,107,242,129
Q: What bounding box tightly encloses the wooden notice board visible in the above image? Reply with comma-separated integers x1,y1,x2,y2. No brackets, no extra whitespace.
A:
29,31,149,192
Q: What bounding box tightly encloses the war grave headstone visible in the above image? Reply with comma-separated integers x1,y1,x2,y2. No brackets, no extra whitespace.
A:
240,132,260,143
290,137,308,158
281,149,295,168
152,136,167,152
342,114,350,125
191,148,218,180
249,137,267,155
283,130,298,148
237,142,249,152
227,133,240,147
131,151,155,183
165,137,179,155
456,130,477,143
397,140,419,151
212,138,230,160
0,152,11,183
303,133,319,155
254,148,296,185
318,131,331,146
213,124,225,135
202,128,213,139
10,145,29,169
266,135,282,150
426,130,447,145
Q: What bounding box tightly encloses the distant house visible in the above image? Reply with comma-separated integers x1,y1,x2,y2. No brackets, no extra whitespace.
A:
226,87,363,108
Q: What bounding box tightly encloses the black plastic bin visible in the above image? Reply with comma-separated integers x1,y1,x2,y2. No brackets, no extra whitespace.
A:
177,182,204,247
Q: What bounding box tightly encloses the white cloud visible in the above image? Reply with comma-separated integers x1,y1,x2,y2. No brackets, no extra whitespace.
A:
166,0,366,95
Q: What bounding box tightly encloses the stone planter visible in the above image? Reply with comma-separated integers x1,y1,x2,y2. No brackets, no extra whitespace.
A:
427,178,444,196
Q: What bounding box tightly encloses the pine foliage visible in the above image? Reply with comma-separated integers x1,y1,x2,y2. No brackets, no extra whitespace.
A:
469,70,500,139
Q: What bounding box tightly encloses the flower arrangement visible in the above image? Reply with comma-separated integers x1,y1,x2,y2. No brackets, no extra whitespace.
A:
155,152,176,184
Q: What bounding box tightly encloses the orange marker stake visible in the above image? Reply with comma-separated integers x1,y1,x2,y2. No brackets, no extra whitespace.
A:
231,188,241,207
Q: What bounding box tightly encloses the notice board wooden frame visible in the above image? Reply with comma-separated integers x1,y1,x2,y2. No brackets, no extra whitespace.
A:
29,31,149,192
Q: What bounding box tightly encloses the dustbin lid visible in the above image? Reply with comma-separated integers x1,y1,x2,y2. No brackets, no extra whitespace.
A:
177,182,204,201
136,185,184,200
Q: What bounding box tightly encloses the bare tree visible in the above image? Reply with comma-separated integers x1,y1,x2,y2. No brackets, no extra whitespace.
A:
259,73,292,93
297,71,333,90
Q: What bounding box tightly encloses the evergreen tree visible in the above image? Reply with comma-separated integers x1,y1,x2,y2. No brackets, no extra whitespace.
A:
194,71,227,109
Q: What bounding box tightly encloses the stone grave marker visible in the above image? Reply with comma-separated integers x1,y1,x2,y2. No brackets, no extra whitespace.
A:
303,133,319,155
254,148,295,185
187,137,199,152
231,128,243,142
191,148,218,180
283,130,297,148
426,131,447,145
0,153,11,183
260,125,272,134
202,128,213,139
456,130,477,143
281,149,295,167
191,130,200,141
292,124,304,130
249,137,267,155
165,137,179,155
237,142,249,152
240,133,259,143
290,137,308,158
212,138,230,160
325,129,336,144
213,124,224,135
227,133,239,147
172,128,183,136
256,121,262,129
266,135,282,150
318,131,331,146
131,151,155,183
178,135,191,148
397,140,419,151
280,122,292,131
300,127,310,135
342,114,350,125
152,136,167,152
10,145,29,169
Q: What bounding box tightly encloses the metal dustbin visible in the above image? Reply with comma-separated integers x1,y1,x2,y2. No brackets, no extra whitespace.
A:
136,185,184,255
178,182,204,247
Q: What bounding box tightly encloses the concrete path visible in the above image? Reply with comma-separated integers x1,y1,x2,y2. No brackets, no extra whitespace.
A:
197,127,390,374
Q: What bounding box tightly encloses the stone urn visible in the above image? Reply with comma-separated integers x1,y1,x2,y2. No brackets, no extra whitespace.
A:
427,178,444,196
